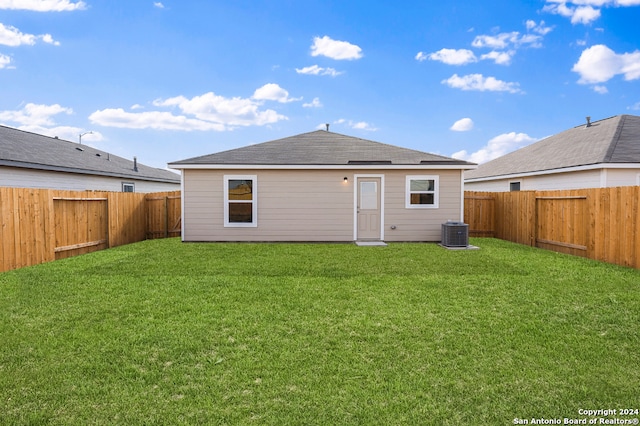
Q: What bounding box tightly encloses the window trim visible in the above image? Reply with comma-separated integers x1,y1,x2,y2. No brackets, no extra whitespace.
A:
405,175,439,209
122,182,135,193
224,175,257,227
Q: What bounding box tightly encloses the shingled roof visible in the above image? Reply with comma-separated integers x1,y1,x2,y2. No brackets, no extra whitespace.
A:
0,125,180,183
170,130,475,168
466,114,640,180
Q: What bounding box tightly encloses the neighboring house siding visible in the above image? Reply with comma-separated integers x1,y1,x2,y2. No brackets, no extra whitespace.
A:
182,169,463,242
465,167,640,192
464,178,513,192
0,166,180,192
604,168,640,187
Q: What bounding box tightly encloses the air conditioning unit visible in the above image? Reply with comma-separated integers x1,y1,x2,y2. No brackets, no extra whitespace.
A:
441,221,469,247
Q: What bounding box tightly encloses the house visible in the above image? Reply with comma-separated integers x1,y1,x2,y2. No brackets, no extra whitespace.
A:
465,114,640,192
168,130,476,242
0,125,180,192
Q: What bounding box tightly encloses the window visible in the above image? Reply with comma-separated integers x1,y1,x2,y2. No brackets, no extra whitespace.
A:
122,183,135,193
510,181,521,192
224,175,257,227
406,175,438,208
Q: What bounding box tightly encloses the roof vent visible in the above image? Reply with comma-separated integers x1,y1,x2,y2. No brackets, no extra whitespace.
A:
586,116,591,127
325,123,330,132
133,156,138,172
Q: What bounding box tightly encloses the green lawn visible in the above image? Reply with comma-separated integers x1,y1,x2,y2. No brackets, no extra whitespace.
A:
1,238,638,425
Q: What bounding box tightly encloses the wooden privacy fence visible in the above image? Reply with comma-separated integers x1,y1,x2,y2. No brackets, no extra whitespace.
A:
146,192,182,239
1,188,181,272
465,187,640,269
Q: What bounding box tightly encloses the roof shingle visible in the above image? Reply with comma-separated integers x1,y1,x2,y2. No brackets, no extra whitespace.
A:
0,125,180,183
170,130,475,167
465,115,640,180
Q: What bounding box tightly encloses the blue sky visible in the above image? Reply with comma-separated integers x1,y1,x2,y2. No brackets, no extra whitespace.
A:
1,0,640,170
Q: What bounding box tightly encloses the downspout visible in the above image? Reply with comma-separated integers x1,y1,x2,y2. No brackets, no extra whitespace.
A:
180,170,185,241
460,170,465,222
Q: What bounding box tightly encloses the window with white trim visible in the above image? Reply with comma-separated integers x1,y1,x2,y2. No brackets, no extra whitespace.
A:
406,175,438,208
224,175,257,227
122,182,135,193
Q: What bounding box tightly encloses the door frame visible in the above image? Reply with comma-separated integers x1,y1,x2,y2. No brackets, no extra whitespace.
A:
353,174,385,241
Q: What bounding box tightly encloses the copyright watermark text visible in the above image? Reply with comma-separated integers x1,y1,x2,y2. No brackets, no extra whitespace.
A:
513,408,639,425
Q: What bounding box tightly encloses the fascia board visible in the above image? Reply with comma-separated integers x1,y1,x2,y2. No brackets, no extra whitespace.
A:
168,163,477,171
464,163,640,183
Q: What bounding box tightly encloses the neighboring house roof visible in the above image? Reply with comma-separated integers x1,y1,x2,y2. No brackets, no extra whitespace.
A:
170,130,476,168
0,125,180,184
466,114,640,181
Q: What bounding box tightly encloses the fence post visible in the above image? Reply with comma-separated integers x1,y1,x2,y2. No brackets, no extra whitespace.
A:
165,196,169,239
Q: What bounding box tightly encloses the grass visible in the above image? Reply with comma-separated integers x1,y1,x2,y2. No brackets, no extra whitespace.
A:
1,238,639,425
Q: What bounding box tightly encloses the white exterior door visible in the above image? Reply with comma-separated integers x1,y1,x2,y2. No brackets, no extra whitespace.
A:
357,177,382,240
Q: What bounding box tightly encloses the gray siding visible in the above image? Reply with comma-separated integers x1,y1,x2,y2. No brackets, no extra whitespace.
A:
465,167,640,192
182,169,463,242
0,166,180,192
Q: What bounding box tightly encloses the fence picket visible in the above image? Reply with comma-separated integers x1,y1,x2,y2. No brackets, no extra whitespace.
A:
465,187,640,269
0,188,181,272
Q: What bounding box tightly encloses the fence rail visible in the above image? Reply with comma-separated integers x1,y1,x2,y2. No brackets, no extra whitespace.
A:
4,186,639,272
1,188,181,272
465,187,640,269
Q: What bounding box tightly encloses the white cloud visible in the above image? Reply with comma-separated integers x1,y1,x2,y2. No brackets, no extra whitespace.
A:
295,65,343,77
0,52,11,68
0,102,104,143
422,21,551,71
572,44,640,83
89,109,228,131
450,118,474,132
0,0,86,11
303,97,322,108
335,118,377,131
351,121,377,131
542,0,640,24
153,2,164,8
415,51,428,61
428,48,477,65
480,51,513,65
311,35,363,60
526,20,554,35
0,23,59,46
91,87,290,131
20,125,102,143
543,2,601,24
442,74,523,93
0,23,36,46
628,101,640,110
155,92,287,126
40,33,60,46
571,5,601,23
0,102,72,125
252,83,301,103
592,85,608,94
472,31,543,50
452,132,537,164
